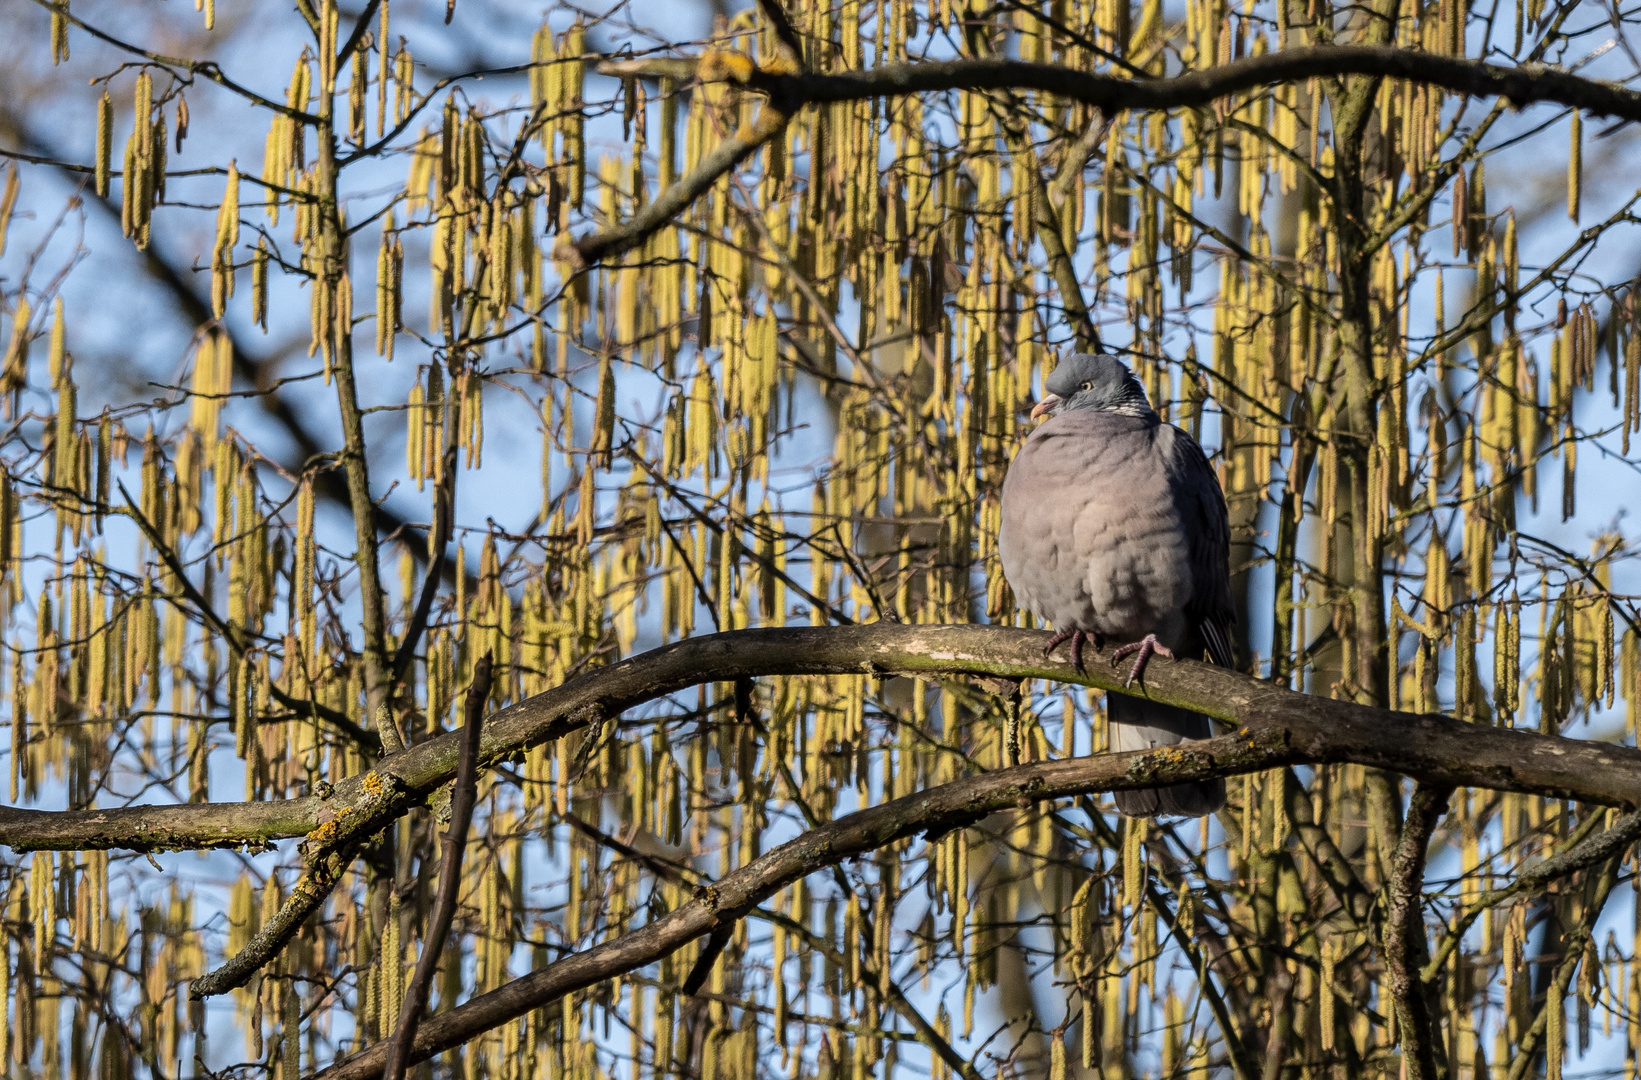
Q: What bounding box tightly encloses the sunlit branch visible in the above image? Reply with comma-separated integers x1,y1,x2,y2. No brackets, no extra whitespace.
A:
188,841,362,998
5,624,1641,853
561,104,793,268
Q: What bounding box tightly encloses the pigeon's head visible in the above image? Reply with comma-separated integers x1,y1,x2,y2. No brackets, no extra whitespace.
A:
1031,352,1153,420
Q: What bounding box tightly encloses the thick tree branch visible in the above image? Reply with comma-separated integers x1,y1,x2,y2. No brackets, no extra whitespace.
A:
1382,782,1453,1080
189,841,362,998
583,45,1641,271
304,709,1274,1079
738,47,1641,117
10,624,1641,857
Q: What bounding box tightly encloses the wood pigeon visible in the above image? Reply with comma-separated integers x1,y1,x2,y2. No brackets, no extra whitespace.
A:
998,352,1234,817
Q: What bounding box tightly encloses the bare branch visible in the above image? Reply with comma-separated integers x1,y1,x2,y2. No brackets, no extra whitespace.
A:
188,841,362,999
576,45,1641,270
1383,782,1453,1080
604,47,1641,124
304,709,1272,1079
382,653,494,1080
10,624,1641,857
561,104,792,269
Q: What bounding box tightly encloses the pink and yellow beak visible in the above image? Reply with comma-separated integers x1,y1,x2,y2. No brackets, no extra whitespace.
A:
1030,394,1062,421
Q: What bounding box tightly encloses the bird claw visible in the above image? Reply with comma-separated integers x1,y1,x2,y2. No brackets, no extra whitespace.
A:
1043,628,1103,672
1110,634,1174,687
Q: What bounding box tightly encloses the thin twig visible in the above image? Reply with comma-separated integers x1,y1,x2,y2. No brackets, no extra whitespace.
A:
115,481,374,747
381,653,494,1080
1423,806,1641,978
24,0,321,122
389,446,459,692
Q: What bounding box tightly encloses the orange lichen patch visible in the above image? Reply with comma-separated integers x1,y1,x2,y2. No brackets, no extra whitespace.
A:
759,54,802,76
305,804,356,847
698,48,756,84
362,772,387,799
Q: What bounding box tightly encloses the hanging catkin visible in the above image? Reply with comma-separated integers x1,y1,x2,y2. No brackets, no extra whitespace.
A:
211,163,240,318
376,211,403,358
1568,112,1582,222
95,92,112,197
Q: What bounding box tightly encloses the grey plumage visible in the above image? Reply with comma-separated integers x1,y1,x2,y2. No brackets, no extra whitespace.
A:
998,353,1234,818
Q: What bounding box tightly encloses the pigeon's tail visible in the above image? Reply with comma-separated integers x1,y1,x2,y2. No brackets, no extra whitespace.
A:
1108,695,1225,818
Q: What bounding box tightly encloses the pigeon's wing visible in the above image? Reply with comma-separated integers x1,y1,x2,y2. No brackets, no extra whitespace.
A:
1167,425,1236,668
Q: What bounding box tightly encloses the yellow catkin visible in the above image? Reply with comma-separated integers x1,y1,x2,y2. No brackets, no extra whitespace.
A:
1122,817,1143,910
95,92,112,197
1320,939,1336,1049
33,850,55,965
377,211,402,358
0,166,18,259
51,0,68,62
380,888,402,1037
1548,986,1563,1079
213,162,241,318
1568,111,1582,222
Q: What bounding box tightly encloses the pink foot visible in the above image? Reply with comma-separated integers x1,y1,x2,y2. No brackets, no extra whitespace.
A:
1110,634,1174,687
1043,628,1104,671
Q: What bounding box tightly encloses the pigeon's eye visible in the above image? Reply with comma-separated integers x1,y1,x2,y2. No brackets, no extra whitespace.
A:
1080,380,1093,391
